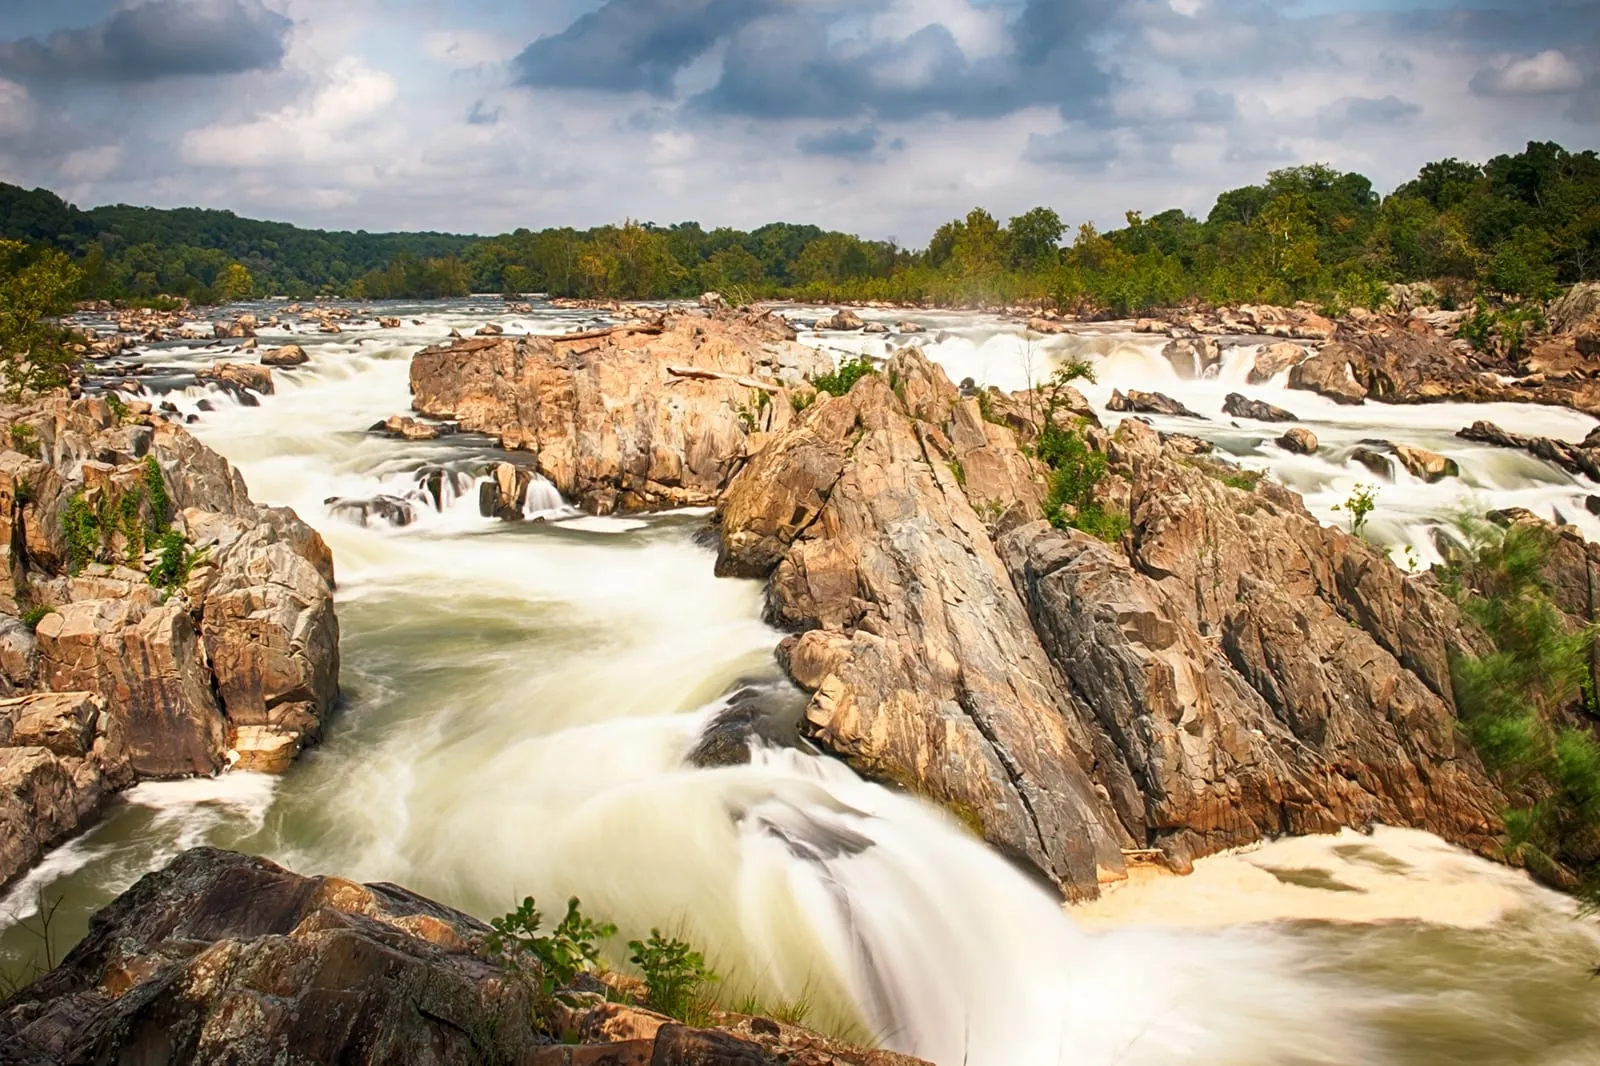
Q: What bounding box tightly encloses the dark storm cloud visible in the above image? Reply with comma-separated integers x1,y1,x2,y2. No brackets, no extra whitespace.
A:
797,125,880,158
512,0,1116,121
511,0,778,97
0,0,292,84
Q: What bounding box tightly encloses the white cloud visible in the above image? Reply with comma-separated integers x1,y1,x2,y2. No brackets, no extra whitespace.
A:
180,57,397,166
1471,50,1584,96
60,144,121,180
0,78,33,138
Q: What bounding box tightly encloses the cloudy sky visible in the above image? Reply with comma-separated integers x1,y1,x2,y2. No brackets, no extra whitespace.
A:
0,0,1594,243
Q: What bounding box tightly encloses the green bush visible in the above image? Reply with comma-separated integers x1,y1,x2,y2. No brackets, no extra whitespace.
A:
485,897,616,1002
142,456,171,531
20,604,53,631
1442,518,1600,904
627,930,718,1024
148,529,203,591
62,492,99,573
8,422,39,459
811,356,876,397
1032,361,1128,543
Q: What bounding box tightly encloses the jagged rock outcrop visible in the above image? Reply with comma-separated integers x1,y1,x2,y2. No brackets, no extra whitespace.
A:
1106,389,1205,420
1222,393,1297,422
0,396,338,890
409,312,818,513
1248,342,1308,384
0,848,926,1066
718,350,1130,896
1288,348,1367,404
1458,421,1600,482
998,428,1501,868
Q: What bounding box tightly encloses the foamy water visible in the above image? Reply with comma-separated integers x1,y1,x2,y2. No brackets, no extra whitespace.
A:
2,299,1598,1066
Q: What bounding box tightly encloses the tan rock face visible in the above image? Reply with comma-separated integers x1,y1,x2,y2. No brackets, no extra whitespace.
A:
718,350,1129,897
1277,427,1319,454
1248,342,1308,384
260,344,309,367
1288,347,1367,404
0,396,338,889
411,312,809,513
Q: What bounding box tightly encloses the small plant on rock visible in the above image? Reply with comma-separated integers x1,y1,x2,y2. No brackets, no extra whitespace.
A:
628,929,718,1024
485,897,616,1002
8,422,39,459
811,355,876,397
20,604,53,631
1332,483,1378,537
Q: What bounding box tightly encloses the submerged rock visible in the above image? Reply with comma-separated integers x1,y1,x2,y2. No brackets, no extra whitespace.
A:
325,494,416,528
1457,420,1600,482
197,361,274,397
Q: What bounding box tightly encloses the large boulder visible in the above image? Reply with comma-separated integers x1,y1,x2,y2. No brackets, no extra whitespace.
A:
410,312,804,513
1288,348,1367,404
816,309,865,331
1106,389,1205,420
998,438,1502,869
1248,342,1308,384
260,344,309,367
719,349,1130,898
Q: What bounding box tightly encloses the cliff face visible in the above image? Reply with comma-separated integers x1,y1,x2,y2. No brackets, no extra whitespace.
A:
403,309,1512,898
0,395,339,890
0,848,929,1066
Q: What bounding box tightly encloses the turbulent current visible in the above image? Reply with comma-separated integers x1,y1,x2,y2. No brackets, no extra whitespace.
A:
3,301,1598,1066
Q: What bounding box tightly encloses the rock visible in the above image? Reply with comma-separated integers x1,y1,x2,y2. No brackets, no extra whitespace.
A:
1456,421,1600,481
476,323,504,336
1277,427,1319,455
1160,433,1213,456
1350,447,1396,480
411,313,778,513
0,848,924,1066
4,691,100,758
699,291,729,309
862,321,890,334
816,309,865,331
1027,317,1070,335
260,344,309,367
325,495,416,528
718,349,1128,898
1288,348,1366,404
997,442,1502,870
1550,281,1600,335
896,321,924,333
198,361,275,396
0,747,98,891
1222,393,1298,422
319,323,342,334
378,316,402,328
1248,342,1308,384
478,462,535,521
375,415,457,441
1390,443,1459,483
1106,389,1206,420
1160,337,1221,379
228,724,301,773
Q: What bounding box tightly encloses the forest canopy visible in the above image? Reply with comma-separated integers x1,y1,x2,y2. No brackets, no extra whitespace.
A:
1,140,1595,315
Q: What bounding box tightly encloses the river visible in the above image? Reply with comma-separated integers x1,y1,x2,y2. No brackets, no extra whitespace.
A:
2,300,1597,1066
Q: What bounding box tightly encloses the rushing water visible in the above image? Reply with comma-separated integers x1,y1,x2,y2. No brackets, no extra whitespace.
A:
2,300,1598,1065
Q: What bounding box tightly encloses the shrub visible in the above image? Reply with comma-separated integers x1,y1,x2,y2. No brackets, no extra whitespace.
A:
20,605,53,631
1441,517,1600,905
485,897,616,1002
9,423,39,459
148,530,204,591
811,356,876,397
1032,361,1127,543
104,391,128,424
62,492,99,573
1331,483,1378,537
142,456,171,531
627,930,718,1024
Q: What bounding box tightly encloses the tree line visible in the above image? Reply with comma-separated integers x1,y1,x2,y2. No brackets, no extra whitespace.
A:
0,140,1595,314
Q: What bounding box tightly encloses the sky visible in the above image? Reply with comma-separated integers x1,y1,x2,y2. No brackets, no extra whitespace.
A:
0,0,1594,244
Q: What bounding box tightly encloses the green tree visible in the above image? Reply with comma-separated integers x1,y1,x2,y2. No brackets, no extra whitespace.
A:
0,239,82,399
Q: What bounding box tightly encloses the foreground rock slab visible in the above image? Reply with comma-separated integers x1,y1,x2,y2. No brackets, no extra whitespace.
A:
0,848,927,1066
